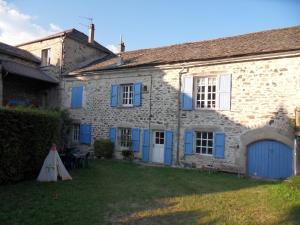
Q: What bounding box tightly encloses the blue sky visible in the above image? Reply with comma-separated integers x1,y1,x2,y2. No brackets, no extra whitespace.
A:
1,0,300,51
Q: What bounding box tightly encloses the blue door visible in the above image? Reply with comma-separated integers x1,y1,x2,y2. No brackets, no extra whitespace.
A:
247,140,293,179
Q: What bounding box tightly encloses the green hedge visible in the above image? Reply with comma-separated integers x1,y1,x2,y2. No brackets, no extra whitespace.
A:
0,107,62,184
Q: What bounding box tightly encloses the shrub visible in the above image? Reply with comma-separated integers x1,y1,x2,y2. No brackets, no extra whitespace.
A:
94,139,114,159
0,107,63,184
121,150,134,161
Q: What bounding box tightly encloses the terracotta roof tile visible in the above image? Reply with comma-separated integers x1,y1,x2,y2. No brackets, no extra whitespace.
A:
73,26,300,73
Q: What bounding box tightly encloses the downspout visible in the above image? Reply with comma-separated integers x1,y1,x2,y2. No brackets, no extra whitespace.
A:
60,34,66,77
294,137,297,175
148,74,153,128
176,66,187,166
0,63,2,107
59,34,66,109
148,73,153,148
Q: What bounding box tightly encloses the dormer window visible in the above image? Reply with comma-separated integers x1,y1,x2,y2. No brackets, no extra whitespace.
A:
41,48,51,66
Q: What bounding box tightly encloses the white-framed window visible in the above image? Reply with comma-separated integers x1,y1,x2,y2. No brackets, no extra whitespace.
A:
195,131,214,155
154,131,164,144
73,124,80,142
41,48,51,66
119,128,131,148
196,77,217,109
121,84,133,106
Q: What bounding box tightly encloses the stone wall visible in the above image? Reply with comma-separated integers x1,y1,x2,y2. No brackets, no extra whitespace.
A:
62,54,300,173
18,37,109,77
18,38,63,78
63,38,108,73
18,36,110,109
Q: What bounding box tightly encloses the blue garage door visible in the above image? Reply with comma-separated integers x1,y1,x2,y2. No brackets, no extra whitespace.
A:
247,140,293,179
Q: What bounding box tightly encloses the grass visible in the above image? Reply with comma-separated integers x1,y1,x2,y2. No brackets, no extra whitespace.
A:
1,160,300,225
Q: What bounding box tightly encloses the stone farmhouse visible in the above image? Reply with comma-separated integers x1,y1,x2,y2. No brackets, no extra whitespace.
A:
1,24,300,179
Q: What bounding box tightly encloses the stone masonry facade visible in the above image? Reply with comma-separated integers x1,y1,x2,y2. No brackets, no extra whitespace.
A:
17,35,109,108
62,53,300,174
18,37,108,78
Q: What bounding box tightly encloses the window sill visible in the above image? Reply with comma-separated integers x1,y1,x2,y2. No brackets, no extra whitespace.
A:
187,153,213,158
194,108,217,111
116,105,134,109
116,148,130,152
40,65,51,68
193,108,231,112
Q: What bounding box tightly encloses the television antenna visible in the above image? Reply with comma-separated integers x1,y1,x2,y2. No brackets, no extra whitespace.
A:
78,16,94,28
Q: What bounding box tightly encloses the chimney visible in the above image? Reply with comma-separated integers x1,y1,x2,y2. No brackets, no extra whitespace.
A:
88,23,95,44
118,35,125,53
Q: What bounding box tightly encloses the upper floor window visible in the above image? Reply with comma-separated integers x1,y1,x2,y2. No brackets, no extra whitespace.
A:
181,74,231,111
119,128,131,148
41,48,51,66
195,131,213,155
111,83,141,107
70,86,84,109
196,77,216,109
121,84,133,106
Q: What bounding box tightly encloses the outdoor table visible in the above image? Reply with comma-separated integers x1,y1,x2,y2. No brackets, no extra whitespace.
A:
72,152,89,168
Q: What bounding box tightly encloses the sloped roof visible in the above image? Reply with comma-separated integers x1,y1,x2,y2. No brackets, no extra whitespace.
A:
16,29,112,54
72,26,300,73
1,60,58,83
0,42,40,63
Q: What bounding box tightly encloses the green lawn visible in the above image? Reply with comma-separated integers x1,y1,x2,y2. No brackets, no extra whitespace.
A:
1,160,300,225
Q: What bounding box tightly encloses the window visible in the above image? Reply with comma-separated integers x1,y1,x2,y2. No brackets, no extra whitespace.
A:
120,128,131,148
41,48,51,66
155,131,164,144
121,84,133,106
71,86,83,108
196,77,216,109
195,131,213,155
73,124,80,142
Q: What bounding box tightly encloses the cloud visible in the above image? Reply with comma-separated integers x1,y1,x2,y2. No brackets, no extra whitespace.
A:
106,44,118,53
0,0,62,45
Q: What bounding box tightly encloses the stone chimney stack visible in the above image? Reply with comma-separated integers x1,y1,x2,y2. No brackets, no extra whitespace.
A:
88,23,95,44
118,35,125,53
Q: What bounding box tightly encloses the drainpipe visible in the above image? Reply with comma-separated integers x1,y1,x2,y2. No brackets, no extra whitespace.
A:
176,66,187,166
0,63,2,107
148,74,153,130
59,34,66,109
60,34,66,77
294,137,297,175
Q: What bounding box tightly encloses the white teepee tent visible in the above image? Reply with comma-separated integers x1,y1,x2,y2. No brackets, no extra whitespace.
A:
37,144,72,182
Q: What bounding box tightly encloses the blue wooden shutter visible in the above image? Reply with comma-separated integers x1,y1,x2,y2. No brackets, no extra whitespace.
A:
214,132,225,158
164,130,173,165
133,83,142,107
131,128,140,152
109,128,117,145
142,129,150,161
71,86,83,108
110,85,119,107
184,130,193,155
218,74,231,110
79,124,91,144
181,76,193,110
